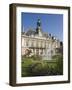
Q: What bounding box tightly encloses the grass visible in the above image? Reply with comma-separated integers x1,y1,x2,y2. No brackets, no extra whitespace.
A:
21,55,63,77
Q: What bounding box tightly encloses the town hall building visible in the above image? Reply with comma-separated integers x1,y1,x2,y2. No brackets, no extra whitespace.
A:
21,19,62,60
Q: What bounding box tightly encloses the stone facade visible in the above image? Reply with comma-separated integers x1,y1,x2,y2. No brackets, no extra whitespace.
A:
21,19,62,60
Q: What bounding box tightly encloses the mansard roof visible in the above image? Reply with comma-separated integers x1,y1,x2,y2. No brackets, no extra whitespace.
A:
22,29,54,38
26,29,36,36
43,33,48,38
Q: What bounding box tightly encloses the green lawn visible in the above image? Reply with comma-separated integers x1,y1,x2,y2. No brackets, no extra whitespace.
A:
21,55,63,77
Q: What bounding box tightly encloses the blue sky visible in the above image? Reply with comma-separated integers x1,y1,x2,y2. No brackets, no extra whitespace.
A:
21,12,63,41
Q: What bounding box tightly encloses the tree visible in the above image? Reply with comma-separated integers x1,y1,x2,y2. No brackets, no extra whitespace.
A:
25,49,32,57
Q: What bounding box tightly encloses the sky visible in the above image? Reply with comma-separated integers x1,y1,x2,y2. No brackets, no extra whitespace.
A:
21,12,63,41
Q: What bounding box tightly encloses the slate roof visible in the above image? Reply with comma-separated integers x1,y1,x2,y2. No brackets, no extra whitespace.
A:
26,29,36,36
22,28,56,41
22,28,53,39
